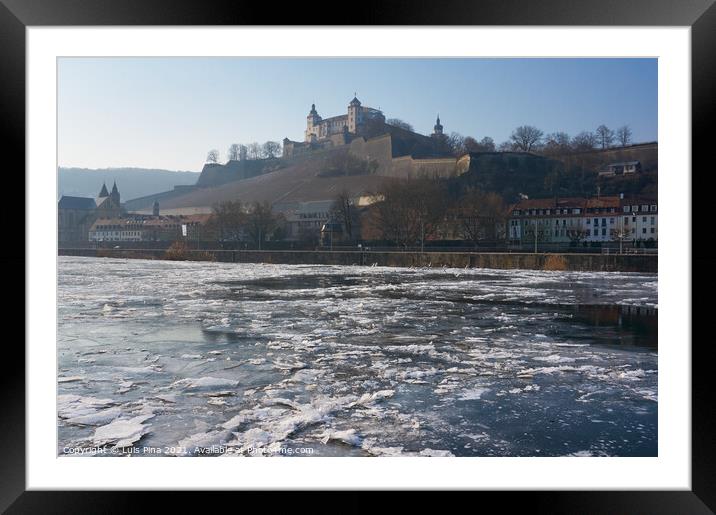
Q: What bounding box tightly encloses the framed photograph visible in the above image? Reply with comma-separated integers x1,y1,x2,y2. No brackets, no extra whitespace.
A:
6,0,713,510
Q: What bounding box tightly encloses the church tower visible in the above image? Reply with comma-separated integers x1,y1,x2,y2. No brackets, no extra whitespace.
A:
153,200,160,217
98,182,109,198
110,181,120,206
432,114,444,138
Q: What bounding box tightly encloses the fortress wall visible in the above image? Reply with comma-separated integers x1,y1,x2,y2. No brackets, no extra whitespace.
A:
412,157,460,178
349,134,458,179
348,135,394,173
195,159,274,188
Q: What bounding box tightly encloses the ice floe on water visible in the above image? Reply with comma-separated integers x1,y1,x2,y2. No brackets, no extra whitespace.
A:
170,377,239,390
92,414,155,449
58,257,657,457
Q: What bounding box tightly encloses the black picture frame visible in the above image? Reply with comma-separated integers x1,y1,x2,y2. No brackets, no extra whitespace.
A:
3,0,713,510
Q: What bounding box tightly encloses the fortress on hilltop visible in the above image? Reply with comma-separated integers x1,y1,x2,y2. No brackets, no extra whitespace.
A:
283,95,447,159
305,95,386,142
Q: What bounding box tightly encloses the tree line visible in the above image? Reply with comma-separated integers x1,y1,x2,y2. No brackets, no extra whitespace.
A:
452,124,634,156
206,200,285,248
389,119,636,157
366,177,507,249
206,141,283,164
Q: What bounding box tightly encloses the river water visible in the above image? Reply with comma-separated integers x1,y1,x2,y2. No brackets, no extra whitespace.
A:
58,256,657,457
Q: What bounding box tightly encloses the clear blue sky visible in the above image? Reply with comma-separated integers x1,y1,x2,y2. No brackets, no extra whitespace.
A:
58,58,657,172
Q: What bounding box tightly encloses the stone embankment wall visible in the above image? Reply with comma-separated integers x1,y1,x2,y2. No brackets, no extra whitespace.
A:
58,248,657,273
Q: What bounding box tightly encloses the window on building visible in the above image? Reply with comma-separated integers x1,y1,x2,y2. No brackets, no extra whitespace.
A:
586,219,591,225
651,205,657,211
651,228,655,234
586,229,591,236
642,228,647,234
651,217,655,225
602,228,606,236
642,216,647,223
610,218,614,224
623,206,630,213
601,218,606,226
624,217,629,225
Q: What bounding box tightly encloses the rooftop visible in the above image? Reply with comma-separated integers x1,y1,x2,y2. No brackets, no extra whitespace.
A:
58,196,97,210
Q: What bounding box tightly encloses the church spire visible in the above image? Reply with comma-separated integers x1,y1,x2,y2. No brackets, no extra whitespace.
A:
433,113,444,137
98,182,109,197
110,181,120,205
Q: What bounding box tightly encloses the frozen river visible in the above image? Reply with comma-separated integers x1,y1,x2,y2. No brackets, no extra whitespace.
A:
58,256,657,457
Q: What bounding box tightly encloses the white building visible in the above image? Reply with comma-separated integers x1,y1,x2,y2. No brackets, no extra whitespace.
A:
508,195,657,246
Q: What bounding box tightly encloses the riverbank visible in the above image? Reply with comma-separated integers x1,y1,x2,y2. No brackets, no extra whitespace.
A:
58,248,657,273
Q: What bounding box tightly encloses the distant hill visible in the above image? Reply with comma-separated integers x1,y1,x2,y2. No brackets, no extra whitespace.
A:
58,167,200,202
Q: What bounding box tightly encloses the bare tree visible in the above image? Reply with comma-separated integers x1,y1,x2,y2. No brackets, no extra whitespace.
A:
245,201,282,249
498,141,514,152
386,118,414,132
611,223,631,254
596,125,615,149
463,136,496,153
458,189,506,246
262,141,282,159
447,132,466,156
463,136,480,153
572,131,598,151
566,225,588,246
227,144,241,161
616,125,633,147
209,200,246,241
478,136,496,152
247,142,262,160
543,132,572,155
510,125,544,152
330,190,355,240
371,178,447,249
206,149,220,163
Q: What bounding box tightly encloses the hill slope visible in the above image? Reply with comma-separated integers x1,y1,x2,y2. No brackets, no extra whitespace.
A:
125,147,392,214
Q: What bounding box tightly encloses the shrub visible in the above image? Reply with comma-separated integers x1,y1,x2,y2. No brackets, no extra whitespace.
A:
164,240,216,261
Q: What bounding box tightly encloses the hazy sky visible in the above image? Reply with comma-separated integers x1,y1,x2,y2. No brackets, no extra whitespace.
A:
58,57,657,172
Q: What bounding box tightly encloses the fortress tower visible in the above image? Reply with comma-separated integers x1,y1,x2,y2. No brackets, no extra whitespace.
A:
347,95,362,133
305,103,322,142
